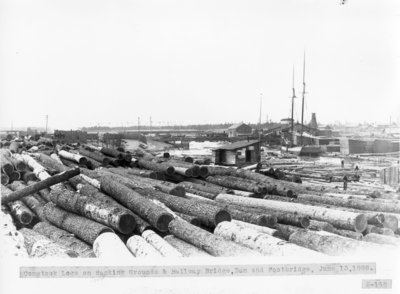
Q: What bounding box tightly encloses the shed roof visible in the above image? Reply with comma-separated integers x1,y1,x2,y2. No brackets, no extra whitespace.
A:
227,123,249,130
213,140,260,151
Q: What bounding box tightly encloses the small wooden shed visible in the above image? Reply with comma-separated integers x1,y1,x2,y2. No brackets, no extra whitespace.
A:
212,140,261,166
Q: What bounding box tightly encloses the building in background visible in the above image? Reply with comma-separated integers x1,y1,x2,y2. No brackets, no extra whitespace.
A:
227,123,252,138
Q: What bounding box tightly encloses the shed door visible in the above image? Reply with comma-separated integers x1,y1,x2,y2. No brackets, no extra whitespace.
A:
245,150,251,162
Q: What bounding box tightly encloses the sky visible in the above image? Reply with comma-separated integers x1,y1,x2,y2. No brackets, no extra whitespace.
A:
0,0,399,130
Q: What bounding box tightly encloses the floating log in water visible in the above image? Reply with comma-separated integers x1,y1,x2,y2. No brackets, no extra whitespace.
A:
142,230,183,257
19,228,78,258
1,168,80,204
163,235,212,257
126,235,163,257
93,232,134,259
168,218,260,257
33,222,95,257
215,221,323,257
48,189,136,234
99,176,173,232
43,203,113,244
215,194,367,232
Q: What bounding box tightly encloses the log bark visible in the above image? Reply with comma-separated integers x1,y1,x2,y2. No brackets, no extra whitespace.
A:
136,187,231,227
100,147,132,162
142,230,183,257
333,229,363,240
138,159,175,175
363,233,400,246
175,212,202,226
168,218,260,257
309,220,337,233
78,148,111,165
176,181,221,199
1,168,80,204
27,181,51,202
48,189,136,234
112,167,157,179
33,222,95,257
163,235,212,257
363,225,394,236
226,206,277,227
215,221,323,257
2,185,35,225
297,193,400,214
126,235,163,257
99,176,173,232
19,228,78,258
93,232,134,258
8,181,47,222
215,194,367,232
289,230,384,255
206,175,265,194
43,203,113,244
1,172,9,185
274,224,303,240
232,220,279,237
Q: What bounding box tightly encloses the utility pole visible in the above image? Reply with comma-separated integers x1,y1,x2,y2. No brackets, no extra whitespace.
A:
300,51,306,146
149,116,152,131
291,66,296,146
137,117,140,135
258,93,263,162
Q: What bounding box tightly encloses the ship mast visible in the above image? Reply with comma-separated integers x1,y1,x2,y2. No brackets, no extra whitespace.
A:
300,51,306,145
291,66,296,146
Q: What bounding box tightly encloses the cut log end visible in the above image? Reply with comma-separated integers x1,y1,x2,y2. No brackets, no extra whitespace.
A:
170,186,186,197
355,214,368,232
258,215,278,227
300,216,311,228
215,210,231,225
20,211,34,224
286,189,295,198
166,166,175,176
199,166,209,178
1,173,9,185
156,213,174,232
78,157,88,165
119,214,137,235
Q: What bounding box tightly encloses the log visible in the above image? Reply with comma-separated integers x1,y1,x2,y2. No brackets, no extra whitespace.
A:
163,235,212,257
297,193,400,214
19,228,78,258
132,214,154,234
288,230,384,255
8,181,47,222
78,148,111,165
43,203,113,244
363,233,400,246
27,181,51,202
33,222,95,257
363,225,394,236
176,181,221,199
206,175,265,194
215,194,367,232
382,215,399,232
50,153,64,165
48,189,136,234
175,212,202,226
100,147,132,162
1,172,9,185
215,221,323,257
309,220,336,233
126,235,163,257
232,220,279,237
332,229,363,240
6,156,27,171
136,187,231,227
93,232,134,258
99,176,173,232
275,224,304,240
8,170,20,182
1,185,35,225
227,207,277,227
1,153,14,175
168,218,260,257
1,168,80,204
9,141,20,153
138,159,175,175
21,171,37,182
142,230,183,257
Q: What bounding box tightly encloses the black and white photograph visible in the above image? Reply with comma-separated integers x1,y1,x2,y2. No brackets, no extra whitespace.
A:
0,0,399,293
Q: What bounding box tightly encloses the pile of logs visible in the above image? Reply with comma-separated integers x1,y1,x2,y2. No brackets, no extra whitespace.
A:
1,140,399,258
